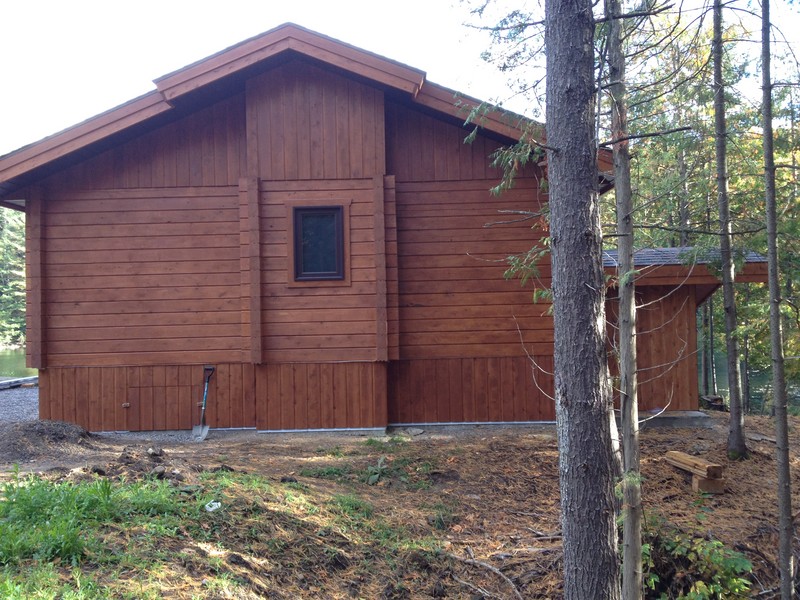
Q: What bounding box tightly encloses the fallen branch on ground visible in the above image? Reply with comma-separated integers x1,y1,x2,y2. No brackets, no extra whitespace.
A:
444,550,524,600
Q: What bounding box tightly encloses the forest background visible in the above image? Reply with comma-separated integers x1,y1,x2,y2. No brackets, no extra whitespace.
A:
466,0,800,415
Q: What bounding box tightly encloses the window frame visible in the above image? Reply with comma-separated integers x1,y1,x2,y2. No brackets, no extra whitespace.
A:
286,199,351,287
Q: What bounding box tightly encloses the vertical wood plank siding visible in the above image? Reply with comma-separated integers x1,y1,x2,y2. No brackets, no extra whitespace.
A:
607,286,699,412
53,94,246,191
25,190,45,368
246,61,385,181
40,362,386,431
388,356,555,424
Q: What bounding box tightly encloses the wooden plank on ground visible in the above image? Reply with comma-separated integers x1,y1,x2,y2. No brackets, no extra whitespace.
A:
665,451,723,480
692,475,726,494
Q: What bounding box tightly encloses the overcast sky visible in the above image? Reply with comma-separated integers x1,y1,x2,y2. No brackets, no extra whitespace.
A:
1,0,798,157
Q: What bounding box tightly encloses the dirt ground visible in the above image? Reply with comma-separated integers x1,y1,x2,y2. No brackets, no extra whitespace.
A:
0,413,797,598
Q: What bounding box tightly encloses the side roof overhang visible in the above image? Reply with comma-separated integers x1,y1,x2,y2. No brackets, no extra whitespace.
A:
603,247,769,304
0,23,613,207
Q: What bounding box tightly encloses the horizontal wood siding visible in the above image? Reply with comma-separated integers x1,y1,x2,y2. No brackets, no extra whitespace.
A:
51,93,246,191
42,186,242,367
257,179,382,362
387,356,555,424
607,286,698,411
40,361,386,432
247,60,385,181
395,179,551,360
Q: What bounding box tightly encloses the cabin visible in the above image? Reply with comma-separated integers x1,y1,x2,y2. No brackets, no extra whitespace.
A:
0,24,767,432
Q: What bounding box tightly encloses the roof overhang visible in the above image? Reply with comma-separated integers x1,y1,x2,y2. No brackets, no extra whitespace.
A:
0,22,613,205
603,247,769,304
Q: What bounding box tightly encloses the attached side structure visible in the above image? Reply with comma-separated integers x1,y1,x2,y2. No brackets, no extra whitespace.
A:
0,24,765,431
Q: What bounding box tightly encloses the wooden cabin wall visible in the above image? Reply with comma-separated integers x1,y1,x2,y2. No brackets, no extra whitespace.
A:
30,63,393,431
607,286,699,412
250,178,384,363
385,101,554,423
240,61,389,364
385,101,506,181
387,356,555,424
246,61,385,180
39,362,387,432
54,93,246,191
635,286,698,411
41,186,242,367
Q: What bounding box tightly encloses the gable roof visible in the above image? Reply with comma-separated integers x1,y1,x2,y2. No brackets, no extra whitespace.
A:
0,22,609,202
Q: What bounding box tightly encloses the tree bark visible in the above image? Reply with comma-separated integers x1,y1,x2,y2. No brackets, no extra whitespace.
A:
605,0,642,596
701,303,710,397
712,0,748,459
761,0,795,594
545,1,621,598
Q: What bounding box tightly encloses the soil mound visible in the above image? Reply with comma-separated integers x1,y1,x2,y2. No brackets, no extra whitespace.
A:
0,420,94,464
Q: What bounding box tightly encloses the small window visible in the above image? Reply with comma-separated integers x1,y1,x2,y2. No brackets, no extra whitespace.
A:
293,206,344,281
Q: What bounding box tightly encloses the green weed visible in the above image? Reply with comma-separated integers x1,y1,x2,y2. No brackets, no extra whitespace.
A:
0,473,185,565
428,502,459,531
316,445,345,457
364,456,389,485
299,466,351,479
330,494,374,521
643,517,752,598
363,436,406,451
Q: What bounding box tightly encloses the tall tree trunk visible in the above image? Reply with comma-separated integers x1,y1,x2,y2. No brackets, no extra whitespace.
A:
701,303,710,397
712,0,748,459
709,295,718,395
545,1,620,597
605,0,642,596
741,287,751,415
761,1,795,594
678,150,690,247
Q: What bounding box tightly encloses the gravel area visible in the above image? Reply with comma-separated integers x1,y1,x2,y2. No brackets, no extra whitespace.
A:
0,386,38,423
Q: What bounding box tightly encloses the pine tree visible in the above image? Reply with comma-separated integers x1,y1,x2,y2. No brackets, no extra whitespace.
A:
0,209,26,347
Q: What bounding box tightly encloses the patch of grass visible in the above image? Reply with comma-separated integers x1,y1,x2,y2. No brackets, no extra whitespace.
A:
0,473,186,566
299,465,352,480
330,493,374,521
428,501,459,531
0,564,116,599
198,470,273,495
0,447,449,598
316,445,345,457
363,436,406,451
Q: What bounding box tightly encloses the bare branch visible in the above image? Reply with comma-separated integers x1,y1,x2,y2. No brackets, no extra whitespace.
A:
444,552,524,600
599,126,692,146
594,3,673,24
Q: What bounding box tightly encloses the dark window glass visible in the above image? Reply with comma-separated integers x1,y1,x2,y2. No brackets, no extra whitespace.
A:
294,206,344,280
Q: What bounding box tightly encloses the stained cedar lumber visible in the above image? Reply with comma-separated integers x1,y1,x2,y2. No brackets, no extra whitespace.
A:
665,451,724,480
692,475,726,495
